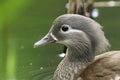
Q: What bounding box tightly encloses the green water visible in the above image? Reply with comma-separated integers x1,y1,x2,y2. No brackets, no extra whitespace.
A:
0,0,120,80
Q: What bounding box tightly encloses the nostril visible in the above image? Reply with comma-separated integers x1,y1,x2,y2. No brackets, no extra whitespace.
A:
44,37,49,40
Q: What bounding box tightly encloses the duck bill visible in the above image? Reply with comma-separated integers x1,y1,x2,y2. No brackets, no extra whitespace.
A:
34,33,56,48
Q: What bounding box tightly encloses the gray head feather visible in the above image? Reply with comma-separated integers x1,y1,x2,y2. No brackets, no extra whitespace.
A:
52,14,110,54
51,14,110,80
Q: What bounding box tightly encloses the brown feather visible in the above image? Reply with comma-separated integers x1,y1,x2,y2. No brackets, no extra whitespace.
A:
80,51,120,80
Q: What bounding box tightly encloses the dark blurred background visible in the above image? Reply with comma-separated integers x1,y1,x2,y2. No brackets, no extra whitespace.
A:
0,0,120,80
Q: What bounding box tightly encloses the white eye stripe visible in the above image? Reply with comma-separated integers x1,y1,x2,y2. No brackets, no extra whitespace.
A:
68,29,83,33
50,26,83,41
60,24,83,34
62,28,83,34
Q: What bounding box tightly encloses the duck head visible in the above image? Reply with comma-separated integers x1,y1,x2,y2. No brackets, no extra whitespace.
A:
34,14,110,62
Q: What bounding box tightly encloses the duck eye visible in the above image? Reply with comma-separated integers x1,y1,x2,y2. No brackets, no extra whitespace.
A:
61,25,69,32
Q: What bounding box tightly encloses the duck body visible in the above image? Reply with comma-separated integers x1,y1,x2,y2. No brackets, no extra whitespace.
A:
81,51,120,80
34,14,120,80
54,51,120,80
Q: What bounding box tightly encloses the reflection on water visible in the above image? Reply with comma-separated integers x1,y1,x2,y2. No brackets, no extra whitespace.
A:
31,53,65,80
31,67,54,80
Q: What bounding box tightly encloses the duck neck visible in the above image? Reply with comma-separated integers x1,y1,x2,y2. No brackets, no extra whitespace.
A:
66,44,94,63
54,44,95,80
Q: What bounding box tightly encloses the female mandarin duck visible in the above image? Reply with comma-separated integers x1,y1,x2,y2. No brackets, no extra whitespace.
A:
34,14,120,80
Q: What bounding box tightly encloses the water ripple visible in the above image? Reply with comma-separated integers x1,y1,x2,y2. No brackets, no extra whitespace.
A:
31,67,55,80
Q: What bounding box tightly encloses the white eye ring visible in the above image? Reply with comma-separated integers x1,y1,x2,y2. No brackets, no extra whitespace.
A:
61,24,70,32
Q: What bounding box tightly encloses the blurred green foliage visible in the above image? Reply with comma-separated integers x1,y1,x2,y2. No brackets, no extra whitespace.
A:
0,0,32,28
0,0,32,80
0,0,66,80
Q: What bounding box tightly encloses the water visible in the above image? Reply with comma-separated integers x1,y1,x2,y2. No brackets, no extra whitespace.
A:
0,0,120,80
31,67,54,80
